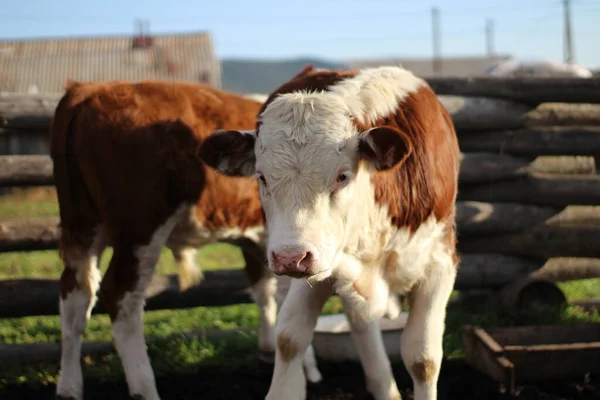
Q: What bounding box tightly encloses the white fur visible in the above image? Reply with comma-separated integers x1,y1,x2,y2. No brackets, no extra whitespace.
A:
56,226,107,400
401,253,456,400
270,274,323,384
266,279,334,400
341,297,401,400
112,205,188,400
252,273,279,354
328,65,425,125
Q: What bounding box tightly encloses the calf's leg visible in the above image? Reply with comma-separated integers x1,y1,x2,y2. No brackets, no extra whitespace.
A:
266,279,333,400
170,246,203,291
100,207,186,400
56,226,108,400
341,298,401,400
241,242,323,384
273,274,323,384
401,254,456,400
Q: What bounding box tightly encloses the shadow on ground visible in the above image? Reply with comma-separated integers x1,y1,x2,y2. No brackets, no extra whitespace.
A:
1,358,598,400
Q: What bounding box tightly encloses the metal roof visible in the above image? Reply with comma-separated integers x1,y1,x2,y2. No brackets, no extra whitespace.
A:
0,31,221,93
348,55,513,77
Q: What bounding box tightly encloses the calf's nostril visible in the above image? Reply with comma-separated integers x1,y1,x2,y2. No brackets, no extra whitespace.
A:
296,251,313,272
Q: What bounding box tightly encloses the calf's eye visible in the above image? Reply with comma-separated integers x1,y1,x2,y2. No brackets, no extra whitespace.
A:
255,172,267,185
336,172,349,183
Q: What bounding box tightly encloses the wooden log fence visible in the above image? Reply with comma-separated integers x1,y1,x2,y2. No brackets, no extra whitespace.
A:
1,77,600,322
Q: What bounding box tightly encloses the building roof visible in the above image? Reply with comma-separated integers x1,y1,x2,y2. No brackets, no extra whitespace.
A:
348,54,513,77
0,31,221,93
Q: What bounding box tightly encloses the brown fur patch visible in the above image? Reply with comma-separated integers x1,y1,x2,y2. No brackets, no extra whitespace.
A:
411,359,437,383
51,80,266,317
276,333,299,362
59,267,78,300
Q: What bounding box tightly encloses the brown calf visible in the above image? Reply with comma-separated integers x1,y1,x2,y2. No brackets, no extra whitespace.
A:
50,80,322,400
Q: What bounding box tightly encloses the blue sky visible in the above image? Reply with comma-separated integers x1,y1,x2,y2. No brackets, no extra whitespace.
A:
1,0,599,68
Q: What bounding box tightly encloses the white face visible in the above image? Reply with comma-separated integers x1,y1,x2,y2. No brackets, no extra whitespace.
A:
198,67,419,282
254,92,371,281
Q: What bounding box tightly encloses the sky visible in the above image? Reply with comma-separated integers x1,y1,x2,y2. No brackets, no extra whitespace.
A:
1,0,599,68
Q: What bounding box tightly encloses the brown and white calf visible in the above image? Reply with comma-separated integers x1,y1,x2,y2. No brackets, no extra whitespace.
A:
50,79,326,400
200,65,461,400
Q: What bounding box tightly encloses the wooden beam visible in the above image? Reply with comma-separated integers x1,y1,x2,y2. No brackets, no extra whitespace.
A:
498,277,567,311
458,173,600,206
530,257,600,282
457,202,561,236
0,217,59,252
459,154,595,184
457,204,600,236
0,155,54,186
0,93,60,130
458,126,600,156
455,254,542,290
439,96,600,131
459,225,600,259
0,270,254,319
425,76,600,105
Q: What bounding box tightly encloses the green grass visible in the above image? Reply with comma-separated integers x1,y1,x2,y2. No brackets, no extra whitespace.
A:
0,187,599,388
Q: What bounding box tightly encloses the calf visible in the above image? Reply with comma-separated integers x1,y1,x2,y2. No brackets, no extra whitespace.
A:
200,65,461,400
50,79,325,400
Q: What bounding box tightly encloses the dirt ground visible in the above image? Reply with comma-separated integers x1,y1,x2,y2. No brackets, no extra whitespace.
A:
1,358,598,400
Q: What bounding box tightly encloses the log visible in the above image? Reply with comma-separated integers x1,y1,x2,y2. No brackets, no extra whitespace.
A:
439,96,533,131
457,204,600,236
0,217,59,252
425,76,600,105
0,155,54,186
457,202,561,236
526,102,600,127
438,96,600,131
498,277,567,312
0,93,60,130
570,298,600,312
530,257,600,282
458,173,600,206
455,254,542,290
459,225,600,259
0,270,254,318
458,127,600,156
459,154,595,184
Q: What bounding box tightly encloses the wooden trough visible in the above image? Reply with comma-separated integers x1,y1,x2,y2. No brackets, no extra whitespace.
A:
462,323,600,395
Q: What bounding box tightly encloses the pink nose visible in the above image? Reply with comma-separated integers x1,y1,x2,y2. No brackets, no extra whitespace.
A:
271,249,314,277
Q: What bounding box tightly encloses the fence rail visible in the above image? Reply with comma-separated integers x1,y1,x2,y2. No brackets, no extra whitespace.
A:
1,77,600,323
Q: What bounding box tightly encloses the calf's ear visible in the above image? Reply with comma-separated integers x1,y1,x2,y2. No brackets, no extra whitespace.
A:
357,126,413,171
199,129,257,176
